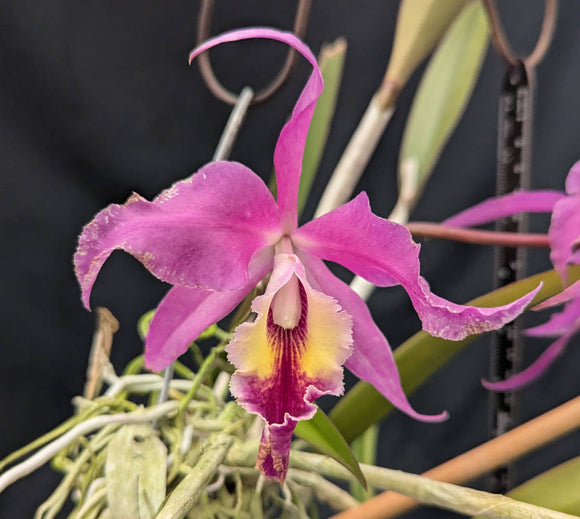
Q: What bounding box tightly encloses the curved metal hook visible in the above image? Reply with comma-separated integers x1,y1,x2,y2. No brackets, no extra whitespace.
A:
483,0,558,69
196,0,312,105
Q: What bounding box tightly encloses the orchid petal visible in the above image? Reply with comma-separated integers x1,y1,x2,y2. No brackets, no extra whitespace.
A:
190,28,324,233
299,251,447,422
565,160,580,195
294,193,541,341
488,279,580,390
74,161,281,309
483,326,578,391
527,285,580,338
227,254,352,481
145,249,274,372
549,194,580,283
442,191,565,228
534,279,580,310
572,238,580,257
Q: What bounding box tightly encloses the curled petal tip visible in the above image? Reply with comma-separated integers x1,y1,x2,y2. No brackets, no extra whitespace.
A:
481,328,572,391
481,377,505,392
412,409,449,423
481,377,521,392
533,279,580,311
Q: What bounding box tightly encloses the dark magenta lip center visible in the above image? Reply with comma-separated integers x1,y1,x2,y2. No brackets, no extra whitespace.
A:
262,281,310,423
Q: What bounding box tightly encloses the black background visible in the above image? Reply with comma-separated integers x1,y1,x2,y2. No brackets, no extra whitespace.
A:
1,1,579,517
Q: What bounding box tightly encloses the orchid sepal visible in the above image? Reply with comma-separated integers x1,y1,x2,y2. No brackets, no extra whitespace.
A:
74,161,281,309
294,193,542,342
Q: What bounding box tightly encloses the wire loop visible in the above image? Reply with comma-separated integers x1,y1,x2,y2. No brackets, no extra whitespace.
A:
483,0,558,68
196,0,312,105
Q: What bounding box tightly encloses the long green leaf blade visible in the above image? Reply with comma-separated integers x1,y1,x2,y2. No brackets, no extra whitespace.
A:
384,0,468,91
298,38,347,217
294,408,367,487
397,1,489,210
330,265,580,442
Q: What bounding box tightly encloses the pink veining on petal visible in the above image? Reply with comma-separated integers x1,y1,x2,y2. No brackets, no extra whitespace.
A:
299,251,447,422
189,28,324,233
442,191,565,228
145,248,274,372
294,193,541,341
227,254,352,481
74,161,281,309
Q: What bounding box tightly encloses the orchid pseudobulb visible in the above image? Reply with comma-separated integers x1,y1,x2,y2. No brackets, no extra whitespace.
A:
74,28,540,481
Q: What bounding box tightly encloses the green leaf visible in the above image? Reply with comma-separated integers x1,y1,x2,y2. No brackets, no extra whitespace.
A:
294,408,367,488
106,424,167,518
330,265,580,442
298,38,347,217
384,0,468,90
350,424,378,501
397,1,489,211
473,457,580,517
269,38,347,215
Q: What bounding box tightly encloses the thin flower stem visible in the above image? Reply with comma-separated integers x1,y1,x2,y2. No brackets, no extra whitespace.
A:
154,363,175,428
0,401,178,494
330,395,580,519
314,96,394,218
212,86,254,161
407,222,550,247
177,344,226,418
214,327,233,342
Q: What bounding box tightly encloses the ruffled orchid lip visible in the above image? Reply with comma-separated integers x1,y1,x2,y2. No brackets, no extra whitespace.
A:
227,253,353,480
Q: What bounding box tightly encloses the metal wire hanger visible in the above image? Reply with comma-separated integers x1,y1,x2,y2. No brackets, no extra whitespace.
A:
196,0,312,106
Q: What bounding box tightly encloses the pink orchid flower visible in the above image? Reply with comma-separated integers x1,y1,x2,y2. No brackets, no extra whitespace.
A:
444,161,580,391
74,28,539,481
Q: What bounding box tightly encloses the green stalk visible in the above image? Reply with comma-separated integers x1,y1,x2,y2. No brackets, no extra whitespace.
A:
177,344,226,418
